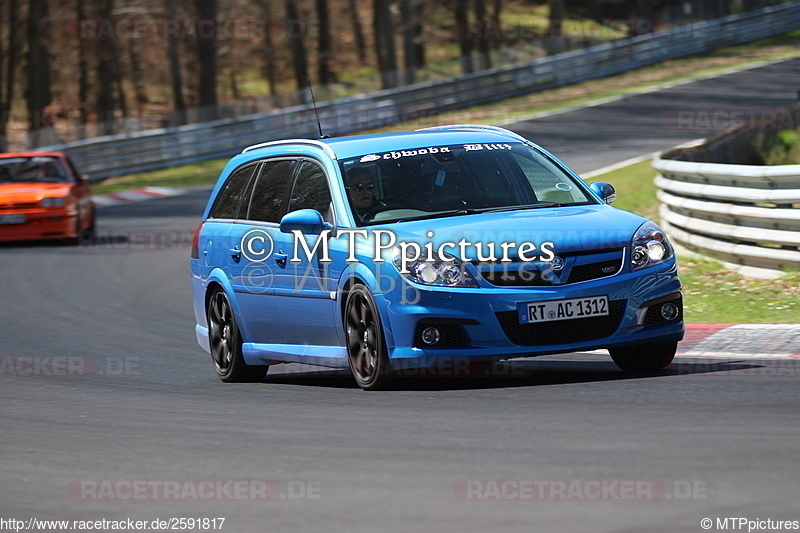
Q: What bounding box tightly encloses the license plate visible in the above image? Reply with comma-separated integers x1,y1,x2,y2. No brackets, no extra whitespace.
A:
0,214,26,225
519,295,609,324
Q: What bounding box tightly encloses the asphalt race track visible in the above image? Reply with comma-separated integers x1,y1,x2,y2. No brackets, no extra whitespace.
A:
2,58,800,533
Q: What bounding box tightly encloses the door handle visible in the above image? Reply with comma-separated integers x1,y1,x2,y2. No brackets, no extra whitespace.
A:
274,251,288,268
229,246,241,262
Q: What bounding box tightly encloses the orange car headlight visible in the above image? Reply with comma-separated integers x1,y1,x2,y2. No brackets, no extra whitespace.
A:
41,197,67,208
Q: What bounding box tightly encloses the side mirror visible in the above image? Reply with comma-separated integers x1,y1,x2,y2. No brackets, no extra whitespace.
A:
589,182,616,204
279,209,333,235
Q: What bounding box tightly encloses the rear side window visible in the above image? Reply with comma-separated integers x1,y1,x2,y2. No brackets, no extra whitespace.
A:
209,164,257,219
288,161,333,219
247,160,297,223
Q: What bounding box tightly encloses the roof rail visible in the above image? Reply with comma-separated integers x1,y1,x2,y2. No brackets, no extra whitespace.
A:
416,124,528,143
241,138,337,159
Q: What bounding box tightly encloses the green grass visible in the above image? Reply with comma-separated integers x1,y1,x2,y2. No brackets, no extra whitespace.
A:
677,258,800,324
584,160,660,221
588,160,800,324
91,159,227,195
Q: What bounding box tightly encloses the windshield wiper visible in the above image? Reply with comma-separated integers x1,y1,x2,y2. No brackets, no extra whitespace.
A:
396,209,479,223
475,202,569,213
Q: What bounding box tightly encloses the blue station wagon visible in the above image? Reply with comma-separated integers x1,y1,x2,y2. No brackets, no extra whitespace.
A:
191,125,684,389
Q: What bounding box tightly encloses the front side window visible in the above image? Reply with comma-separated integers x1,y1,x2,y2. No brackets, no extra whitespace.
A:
287,161,333,221
338,143,595,226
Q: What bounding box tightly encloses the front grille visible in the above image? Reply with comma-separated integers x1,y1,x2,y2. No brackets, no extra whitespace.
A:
643,296,683,328
479,268,555,287
0,202,38,211
567,259,622,283
495,299,627,346
477,251,623,287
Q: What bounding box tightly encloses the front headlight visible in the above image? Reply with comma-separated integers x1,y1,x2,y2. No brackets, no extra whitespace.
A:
41,197,66,208
631,222,673,271
392,246,479,287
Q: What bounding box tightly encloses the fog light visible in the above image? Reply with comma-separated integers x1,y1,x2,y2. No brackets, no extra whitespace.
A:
661,302,679,321
421,327,441,345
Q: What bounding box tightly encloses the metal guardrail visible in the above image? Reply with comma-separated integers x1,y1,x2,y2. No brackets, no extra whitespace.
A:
40,2,800,181
653,158,800,272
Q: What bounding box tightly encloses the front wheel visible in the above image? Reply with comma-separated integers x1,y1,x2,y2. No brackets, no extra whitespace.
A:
207,288,268,382
609,341,678,372
344,285,392,390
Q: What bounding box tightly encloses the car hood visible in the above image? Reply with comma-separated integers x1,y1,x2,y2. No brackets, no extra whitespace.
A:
0,182,73,204
368,205,647,259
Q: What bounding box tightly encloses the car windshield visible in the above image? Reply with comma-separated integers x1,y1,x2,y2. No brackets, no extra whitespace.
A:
339,142,595,226
0,157,70,184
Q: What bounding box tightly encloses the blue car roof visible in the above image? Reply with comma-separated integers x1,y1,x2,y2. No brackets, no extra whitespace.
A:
241,126,535,161
321,129,527,159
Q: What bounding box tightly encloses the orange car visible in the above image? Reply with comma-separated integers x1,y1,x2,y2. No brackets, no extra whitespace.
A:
0,151,95,244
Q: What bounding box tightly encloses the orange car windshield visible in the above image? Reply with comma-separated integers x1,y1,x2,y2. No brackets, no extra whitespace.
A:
0,157,70,184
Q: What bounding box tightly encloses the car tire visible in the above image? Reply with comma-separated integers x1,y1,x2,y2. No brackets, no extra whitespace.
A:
80,208,96,241
207,287,268,383
63,215,83,246
344,284,393,390
609,341,678,373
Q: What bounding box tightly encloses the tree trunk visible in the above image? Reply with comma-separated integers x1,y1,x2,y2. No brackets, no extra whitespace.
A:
373,0,398,89
95,0,116,135
0,0,19,152
195,0,218,121
547,0,565,56
474,0,491,70
455,0,473,74
285,0,310,101
490,0,502,58
114,52,129,125
413,0,426,68
315,0,337,85
166,0,187,125
76,0,89,139
25,0,53,147
348,0,367,65
400,0,416,85
258,0,278,99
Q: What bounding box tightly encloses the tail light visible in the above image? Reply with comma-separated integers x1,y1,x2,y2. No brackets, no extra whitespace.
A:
190,222,204,259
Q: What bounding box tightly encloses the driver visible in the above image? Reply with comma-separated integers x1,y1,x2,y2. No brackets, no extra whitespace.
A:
346,167,381,219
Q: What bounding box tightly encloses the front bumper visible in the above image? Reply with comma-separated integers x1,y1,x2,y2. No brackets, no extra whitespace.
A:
377,260,684,369
0,210,77,242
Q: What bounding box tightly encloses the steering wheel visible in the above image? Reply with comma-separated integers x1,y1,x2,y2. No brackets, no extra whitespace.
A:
362,204,392,221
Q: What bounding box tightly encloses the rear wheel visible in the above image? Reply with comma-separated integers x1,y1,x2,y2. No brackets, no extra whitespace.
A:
609,341,678,372
344,285,392,390
207,288,268,382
